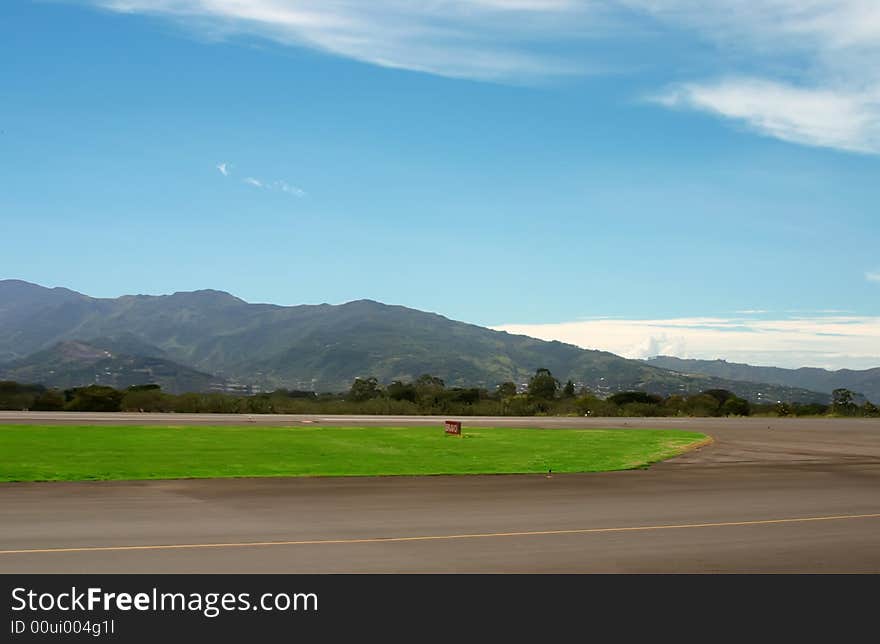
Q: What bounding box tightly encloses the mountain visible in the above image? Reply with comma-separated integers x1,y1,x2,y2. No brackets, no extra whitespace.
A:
0,279,831,402
0,339,220,394
644,356,879,404
0,280,89,362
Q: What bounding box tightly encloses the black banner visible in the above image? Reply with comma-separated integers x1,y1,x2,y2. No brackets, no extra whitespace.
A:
2,575,874,641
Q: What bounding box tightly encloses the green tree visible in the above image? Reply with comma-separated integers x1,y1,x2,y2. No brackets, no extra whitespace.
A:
127,383,161,392
703,389,736,406
663,395,687,416
832,388,857,415
415,374,445,391
0,381,44,411
32,389,65,411
348,377,382,402
414,374,446,407
245,395,274,414
64,385,124,412
121,388,171,412
575,393,618,417
720,396,751,416
685,393,722,416
387,380,417,403
527,368,559,401
446,388,481,405
609,391,662,406
775,402,793,417
496,381,517,399
792,402,829,416
561,380,576,398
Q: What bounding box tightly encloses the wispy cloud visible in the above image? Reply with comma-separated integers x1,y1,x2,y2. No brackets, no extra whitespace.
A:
655,79,880,154
242,175,306,197
867,271,880,283
274,180,306,197
493,314,880,370
222,163,304,195
633,0,880,153
91,0,588,82
88,1,880,153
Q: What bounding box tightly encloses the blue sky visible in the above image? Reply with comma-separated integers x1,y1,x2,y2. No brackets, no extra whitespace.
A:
2,1,879,368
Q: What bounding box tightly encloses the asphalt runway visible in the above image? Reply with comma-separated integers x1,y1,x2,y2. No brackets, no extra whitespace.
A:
1,413,879,572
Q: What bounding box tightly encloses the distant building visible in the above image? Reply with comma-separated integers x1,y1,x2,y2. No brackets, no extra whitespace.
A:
209,382,255,395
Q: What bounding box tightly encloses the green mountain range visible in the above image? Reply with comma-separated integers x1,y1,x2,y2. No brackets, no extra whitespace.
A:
0,339,219,394
645,356,879,404
0,279,836,402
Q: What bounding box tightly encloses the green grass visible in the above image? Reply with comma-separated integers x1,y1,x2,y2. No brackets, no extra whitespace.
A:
0,425,709,482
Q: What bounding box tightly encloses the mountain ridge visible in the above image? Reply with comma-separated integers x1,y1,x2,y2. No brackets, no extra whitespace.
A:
0,338,220,394
645,355,879,403
0,279,836,402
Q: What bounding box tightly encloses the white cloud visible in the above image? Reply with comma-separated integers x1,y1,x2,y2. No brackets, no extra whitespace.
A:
87,1,880,153
492,314,880,370
656,79,880,154
630,1,880,153
243,176,306,196
867,271,880,283
274,180,306,198
91,0,588,81
216,162,230,176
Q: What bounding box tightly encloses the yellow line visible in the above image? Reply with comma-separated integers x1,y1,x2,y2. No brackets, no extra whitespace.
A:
2,513,879,556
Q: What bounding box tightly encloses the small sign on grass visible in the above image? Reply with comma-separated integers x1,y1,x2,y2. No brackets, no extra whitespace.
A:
444,420,462,436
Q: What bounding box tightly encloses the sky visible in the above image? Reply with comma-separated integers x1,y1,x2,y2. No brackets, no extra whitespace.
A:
1,1,879,370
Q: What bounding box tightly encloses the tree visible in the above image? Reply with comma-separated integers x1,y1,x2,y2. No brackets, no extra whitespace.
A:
415,374,445,391
414,374,446,407
527,368,559,400
32,389,64,411
576,393,617,417
122,387,170,412
64,385,124,412
496,381,517,399
348,377,382,402
0,381,45,411
387,380,417,403
775,402,792,417
832,388,857,415
609,391,662,406
793,402,829,416
446,388,481,405
128,384,161,392
663,395,687,415
703,389,736,405
720,396,751,416
561,380,576,398
685,393,722,416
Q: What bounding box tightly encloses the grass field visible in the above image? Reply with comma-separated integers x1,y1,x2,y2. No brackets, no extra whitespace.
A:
0,425,709,482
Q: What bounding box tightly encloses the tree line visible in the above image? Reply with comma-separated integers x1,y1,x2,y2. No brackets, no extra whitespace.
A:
0,371,877,417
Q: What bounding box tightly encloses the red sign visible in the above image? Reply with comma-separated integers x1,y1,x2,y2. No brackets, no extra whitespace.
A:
444,420,462,435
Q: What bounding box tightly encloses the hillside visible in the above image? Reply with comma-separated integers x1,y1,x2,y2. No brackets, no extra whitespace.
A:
0,280,831,402
645,356,879,404
0,338,220,394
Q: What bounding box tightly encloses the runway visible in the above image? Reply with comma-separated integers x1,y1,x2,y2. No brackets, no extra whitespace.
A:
1,414,879,572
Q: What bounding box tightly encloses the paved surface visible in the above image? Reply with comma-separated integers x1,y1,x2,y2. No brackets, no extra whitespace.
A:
1,414,879,572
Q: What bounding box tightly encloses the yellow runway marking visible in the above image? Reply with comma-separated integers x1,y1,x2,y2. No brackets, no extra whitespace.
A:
2,513,879,556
